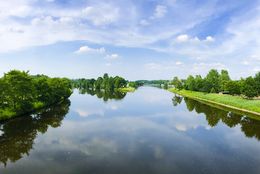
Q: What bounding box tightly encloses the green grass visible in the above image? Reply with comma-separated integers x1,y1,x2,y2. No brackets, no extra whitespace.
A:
169,88,260,115
117,87,136,92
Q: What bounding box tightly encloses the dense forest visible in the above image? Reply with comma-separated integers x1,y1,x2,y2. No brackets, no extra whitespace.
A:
0,70,72,120
171,69,260,98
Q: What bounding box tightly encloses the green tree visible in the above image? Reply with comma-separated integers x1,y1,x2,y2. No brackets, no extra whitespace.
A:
185,75,196,91
194,75,204,91
172,76,183,90
205,69,221,93
33,75,52,104
0,79,8,107
3,70,35,112
224,80,241,95
241,77,257,98
219,69,231,91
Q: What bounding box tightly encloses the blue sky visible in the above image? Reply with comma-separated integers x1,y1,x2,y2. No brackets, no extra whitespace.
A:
0,0,259,80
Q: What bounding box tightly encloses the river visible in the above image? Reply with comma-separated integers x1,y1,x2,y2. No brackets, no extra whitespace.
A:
0,87,260,174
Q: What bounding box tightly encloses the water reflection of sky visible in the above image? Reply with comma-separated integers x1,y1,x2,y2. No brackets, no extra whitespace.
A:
1,87,260,174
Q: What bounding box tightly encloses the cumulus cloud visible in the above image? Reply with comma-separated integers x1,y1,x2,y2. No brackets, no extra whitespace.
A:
75,46,106,54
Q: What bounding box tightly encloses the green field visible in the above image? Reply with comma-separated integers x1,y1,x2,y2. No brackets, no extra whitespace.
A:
169,88,260,115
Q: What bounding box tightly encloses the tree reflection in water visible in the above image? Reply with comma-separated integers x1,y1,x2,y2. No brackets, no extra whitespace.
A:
172,95,260,141
79,88,127,101
0,99,70,166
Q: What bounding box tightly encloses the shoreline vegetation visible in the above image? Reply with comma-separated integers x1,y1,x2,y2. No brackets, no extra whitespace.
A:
0,70,73,121
169,88,260,118
72,74,140,101
0,72,138,121
72,73,139,94
168,69,260,118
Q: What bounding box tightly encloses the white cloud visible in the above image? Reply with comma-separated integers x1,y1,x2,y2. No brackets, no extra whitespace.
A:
82,4,120,26
0,0,258,81
75,46,106,54
105,53,119,60
176,34,189,42
191,62,227,75
205,36,215,42
0,0,223,55
151,5,167,19
175,61,183,65
176,34,214,43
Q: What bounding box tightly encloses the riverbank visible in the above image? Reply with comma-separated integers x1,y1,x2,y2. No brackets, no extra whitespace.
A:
168,88,260,117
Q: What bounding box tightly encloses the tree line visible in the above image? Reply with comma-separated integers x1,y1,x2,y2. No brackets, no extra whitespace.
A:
0,70,72,120
134,80,169,88
172,69,260,98
73,73,137,91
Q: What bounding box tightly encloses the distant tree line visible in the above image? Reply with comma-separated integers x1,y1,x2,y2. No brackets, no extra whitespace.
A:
0,70,72,120
134,80,169,89
172,69,260,98
73,73,136,91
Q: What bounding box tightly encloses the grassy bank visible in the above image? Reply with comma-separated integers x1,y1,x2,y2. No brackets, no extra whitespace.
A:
169,88,260,116
117,87,136,93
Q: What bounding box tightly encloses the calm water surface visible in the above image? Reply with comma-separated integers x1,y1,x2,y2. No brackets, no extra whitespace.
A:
0,87,260,174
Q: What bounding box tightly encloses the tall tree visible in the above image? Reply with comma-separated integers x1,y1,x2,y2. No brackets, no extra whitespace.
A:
205,69,221,93
219,70,231,91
